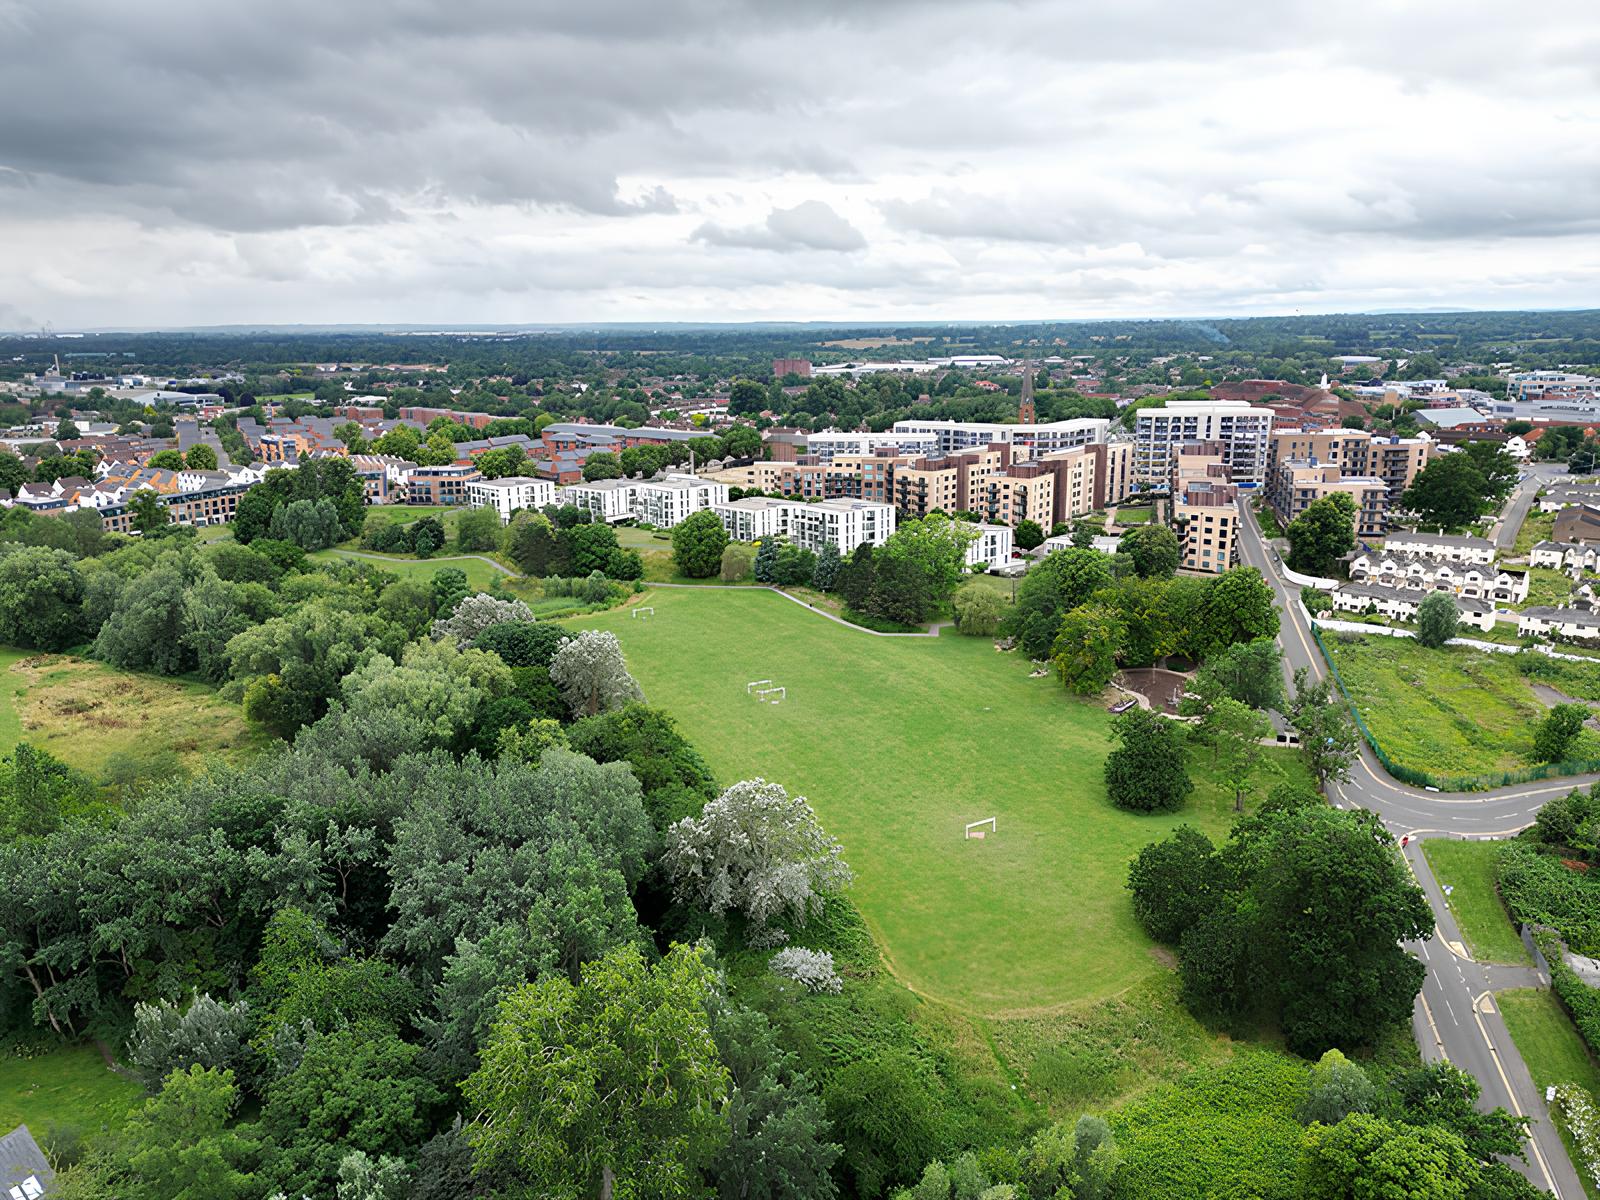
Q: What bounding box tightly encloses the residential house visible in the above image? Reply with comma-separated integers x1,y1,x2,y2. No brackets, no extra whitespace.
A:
466,476,557,524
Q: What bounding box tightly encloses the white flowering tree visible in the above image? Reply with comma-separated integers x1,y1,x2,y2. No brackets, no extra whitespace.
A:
548,629,644,718
664,778,853,946
430,592,534,643
768,947,842,994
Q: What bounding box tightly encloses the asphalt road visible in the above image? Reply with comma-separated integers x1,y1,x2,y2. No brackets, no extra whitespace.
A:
1494,464,1566,552
1235,498,1589,1198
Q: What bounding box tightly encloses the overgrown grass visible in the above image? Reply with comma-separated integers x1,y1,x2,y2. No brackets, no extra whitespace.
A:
1324,635,1600,777
1498,988,1600,1200
4,653,270,780
1522,567,1576,610
1513,510,1557,559
0,1044,142,1138
1420,840,1531,965
574,586,1311,1014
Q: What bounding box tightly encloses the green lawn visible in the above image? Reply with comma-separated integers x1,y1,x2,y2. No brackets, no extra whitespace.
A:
1522,567,1576,610
3,653,270,780
1420,840,1531,965
1324,635,1600,779
0,1044,142,1137
1114,505,1154,526
574,587,1309,1014
309,548,510,592
1498,989,1600,1200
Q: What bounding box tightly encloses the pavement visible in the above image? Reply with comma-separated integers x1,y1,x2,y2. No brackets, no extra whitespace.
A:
1235,497,1590,1198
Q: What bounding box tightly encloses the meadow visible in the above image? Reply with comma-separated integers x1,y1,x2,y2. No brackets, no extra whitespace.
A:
576,587,1308,1015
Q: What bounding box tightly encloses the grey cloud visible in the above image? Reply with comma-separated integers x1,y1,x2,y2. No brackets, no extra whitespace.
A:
694,201,867,252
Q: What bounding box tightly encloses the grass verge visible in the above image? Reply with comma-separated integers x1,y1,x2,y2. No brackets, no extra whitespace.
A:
1498,988,1600,1200
0,1044,142,1137
1421,840,1531,965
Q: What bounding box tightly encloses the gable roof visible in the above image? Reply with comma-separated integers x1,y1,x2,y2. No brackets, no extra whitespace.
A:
0,1125,53,1196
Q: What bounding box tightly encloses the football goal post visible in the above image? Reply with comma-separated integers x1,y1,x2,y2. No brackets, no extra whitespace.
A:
746,679,773,694
631,606,655,619
754,686,786,704
965,817,996,840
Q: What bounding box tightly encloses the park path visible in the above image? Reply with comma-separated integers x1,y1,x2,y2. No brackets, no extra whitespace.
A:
327,548,518,576
646,581,954,638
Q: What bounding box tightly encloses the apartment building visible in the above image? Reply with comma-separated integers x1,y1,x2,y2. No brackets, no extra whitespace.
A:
711,496,896,554
1170,442,1239,574
889,417,1109,455
466,476,557,524
1266,461,1390,538
1348,551,1529,604
405,463,481,505
964,523,1015,570
1518,606,1600,641
1266,429,1429,506
1037,445,1099,527
633,475,730,528
1087,439,1135,510
1330,583,1496,633
806,431,938,463
559,478,639,522
1134,401,1274,484
1381,532,1496,565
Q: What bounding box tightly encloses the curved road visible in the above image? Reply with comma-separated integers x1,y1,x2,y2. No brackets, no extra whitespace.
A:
1237,498,1588,1198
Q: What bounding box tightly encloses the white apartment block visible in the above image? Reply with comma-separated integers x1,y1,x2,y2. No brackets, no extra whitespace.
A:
466,476,557,524
711,497,896,554
1380,532,1496,566
890,418,1109,456
1133,401,1273,484
1330,583,1497,633
1518,606,1600,641
558,479,639,522
806,431,939,463
964,523,1014,571
633,475,730,528
1532,541,1600,572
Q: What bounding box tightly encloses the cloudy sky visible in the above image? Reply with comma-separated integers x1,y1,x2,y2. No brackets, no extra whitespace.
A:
1,0,1597,328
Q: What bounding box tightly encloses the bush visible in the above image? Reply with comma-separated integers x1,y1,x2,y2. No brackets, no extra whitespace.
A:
1501,842,1600,953
768,947,843,994
1104,708,1192,813
953,584,1006,636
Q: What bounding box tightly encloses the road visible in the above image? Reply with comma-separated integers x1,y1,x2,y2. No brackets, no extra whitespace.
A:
1236,498,1589,1198
1495,464,1564,552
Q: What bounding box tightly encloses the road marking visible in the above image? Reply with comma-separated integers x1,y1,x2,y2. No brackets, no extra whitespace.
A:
1419,994,1447,1056
1473,990,1561,1197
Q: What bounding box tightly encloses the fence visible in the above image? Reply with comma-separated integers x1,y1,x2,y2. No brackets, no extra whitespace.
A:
1309,622,1600,792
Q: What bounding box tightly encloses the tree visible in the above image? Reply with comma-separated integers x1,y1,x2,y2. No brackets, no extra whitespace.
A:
341,638,510,751
0,546,84,649
55,418,81,440
1533,703,1590,763
431,592,534,643
92,561,192,675
1300,1114,1479,1200
876,514,976,609
126,992,252,1095
549,629,643,718
1127,825,1220,943
184,444,218,471
1007,548,1114,659
1014,519,1044,551
146,449,187,470
867,552,936,625
1196,567,1278,658
823,1052,943,1197
773,544,817,588
730,379,769,417
672,510,730,579
1121,524,1180,578
835,543,874,610
464,943,729,1200
665,778,853,946
1402,454,1492,531
1194,638,1284,712
1297,1049,1376,1127
1288,667,1359,788
1207,695,1271,811
474,620,569,668
1071,519,1098,549
1051,603,1126,693
129,487,168,534
1020,1115,1120,1200
720,542,756,583
811,542,841,591
120,1066,260,1200
432,566,470,617
474,446,526,479
1285,494,1356,576
582,451,622,481
753,537,781,584
721,424,762,459
1458,441,1517,502
953,582,1006,636
560,522,622,577
455,505,502,552
708,1003,840,1200
1415,592,1459,648
506,512,557,576
1104,707,1192,813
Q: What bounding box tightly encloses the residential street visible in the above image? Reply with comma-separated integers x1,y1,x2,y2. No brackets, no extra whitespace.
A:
1236,497,1589,1198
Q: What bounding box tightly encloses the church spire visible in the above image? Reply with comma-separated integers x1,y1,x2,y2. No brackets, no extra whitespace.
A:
1018,360,1036,424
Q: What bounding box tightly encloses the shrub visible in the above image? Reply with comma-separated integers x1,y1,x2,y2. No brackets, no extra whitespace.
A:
768,947,843,994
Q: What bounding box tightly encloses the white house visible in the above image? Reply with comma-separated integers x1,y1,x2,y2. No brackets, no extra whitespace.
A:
789,499,895,554
964,523,1014,571
1380,532,1496,565
1531,541,1600,572
1348,552,1529,604
558,478,639,523
1517,606,1600,641
466,476,557,524
1329,582,1497,632
632,474,729,528
712,497,794,543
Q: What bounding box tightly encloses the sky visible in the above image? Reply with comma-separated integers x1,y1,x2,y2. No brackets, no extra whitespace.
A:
1,0,1597,329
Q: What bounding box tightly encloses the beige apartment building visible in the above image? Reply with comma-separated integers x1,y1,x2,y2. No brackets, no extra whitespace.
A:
1266,428,1430,505
1265,461,1390,539
1171,442,1239,573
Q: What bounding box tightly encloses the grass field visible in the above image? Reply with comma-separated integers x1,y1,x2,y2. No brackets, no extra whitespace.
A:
308,548,511,592
1513,510,1556,559
1522,567,1576,610
1,653,269,780
1325,635,1600,778
0,1045,142,1137
1420,840,1531,965
1498,989,1600,1200
575,587,1309,1014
